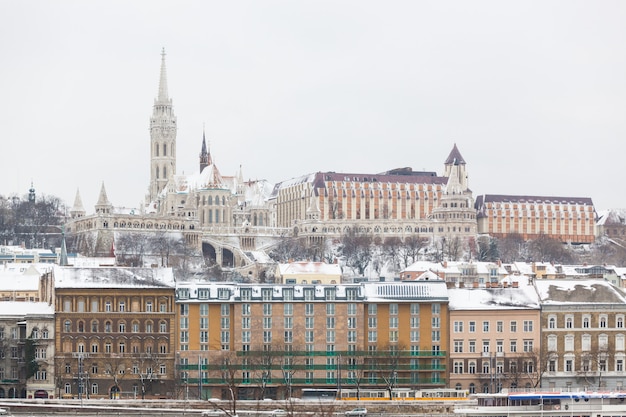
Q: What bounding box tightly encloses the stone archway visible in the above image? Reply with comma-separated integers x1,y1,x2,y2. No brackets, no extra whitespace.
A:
202,242,217,265
110,385,120,399
222,248,234,268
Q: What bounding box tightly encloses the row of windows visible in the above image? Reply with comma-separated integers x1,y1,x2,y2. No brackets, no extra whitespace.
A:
62,299,168,313
452,360,535,374
0,327,49,339
546,333,626,351
453,320,533,333
64,362,166,376
453,339,533,353
548,314,624,329
71,341,168,354
63,319,168,333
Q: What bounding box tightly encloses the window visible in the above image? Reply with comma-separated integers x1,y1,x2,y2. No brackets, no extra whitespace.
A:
496,321,503,332
582,334,591,351
523,320,533,332
468,361,476,374
454,321,463,332
600,315,607,328
566,316,573,328
483,321,489,332
469,340,476,353
523,340,533,352
326,303,335,315
146,301,153,312
482,340,490,353
583,316,590,328
548,317,556,329
617,316,624,328
496,340,503,353
510,321,517,332
510,340,517,353
454,340,463,353
469,321,476,333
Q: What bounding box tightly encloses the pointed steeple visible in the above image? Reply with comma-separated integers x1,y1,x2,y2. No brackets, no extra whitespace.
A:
95,182,113,215
444,143,466,165
199,129,210,172
235,165,245,196
149,48,177,202
158,47,169,102
443,143,468,191
59,226,69,266
70,189,86,219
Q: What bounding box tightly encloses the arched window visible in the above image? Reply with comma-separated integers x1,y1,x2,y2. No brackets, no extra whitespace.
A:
64,320,71,332
548,316,556,329
163,144,167,156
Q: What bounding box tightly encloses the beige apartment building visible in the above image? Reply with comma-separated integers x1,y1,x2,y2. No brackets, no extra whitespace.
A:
448,278,541,393
536,279,626,390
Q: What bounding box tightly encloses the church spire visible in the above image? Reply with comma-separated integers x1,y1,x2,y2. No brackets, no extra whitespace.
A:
158,48,169,102
149,48,177,202
95,182,113,215
199,129,210,172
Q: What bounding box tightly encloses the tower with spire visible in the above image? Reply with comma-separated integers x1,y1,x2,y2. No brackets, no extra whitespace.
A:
199,130,211,173
149,48,177,202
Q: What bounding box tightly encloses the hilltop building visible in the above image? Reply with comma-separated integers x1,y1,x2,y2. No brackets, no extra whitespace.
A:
64,50,479,274
475,195,596,244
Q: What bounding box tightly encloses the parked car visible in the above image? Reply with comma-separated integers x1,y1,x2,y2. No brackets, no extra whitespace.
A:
271,409,288,417
345,407,367,416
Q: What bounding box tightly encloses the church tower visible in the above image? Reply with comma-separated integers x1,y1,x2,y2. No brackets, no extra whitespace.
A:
149,48,177,202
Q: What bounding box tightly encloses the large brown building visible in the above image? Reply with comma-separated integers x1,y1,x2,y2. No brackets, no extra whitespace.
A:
53,266,177,399
175,280,450,400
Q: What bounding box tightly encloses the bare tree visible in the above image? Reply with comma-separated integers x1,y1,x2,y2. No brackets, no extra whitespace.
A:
340,230,373,276
497,233,525,263
104,355,129,398
398,235,428,268
577,338,615,389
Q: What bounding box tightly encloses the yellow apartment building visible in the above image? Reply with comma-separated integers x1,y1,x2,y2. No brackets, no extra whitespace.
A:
175,280,450,400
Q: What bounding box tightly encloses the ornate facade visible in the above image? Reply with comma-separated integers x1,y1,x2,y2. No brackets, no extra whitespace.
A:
53,267,177,399
64,50,478,270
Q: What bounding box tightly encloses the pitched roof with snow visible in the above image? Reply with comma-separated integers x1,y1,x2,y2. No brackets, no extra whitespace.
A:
448,283,540,311
279,262,342,276
534,279,626,305
54,266,175,288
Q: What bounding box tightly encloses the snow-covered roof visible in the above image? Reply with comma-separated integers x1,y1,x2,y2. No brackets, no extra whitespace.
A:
597,209,626,226
278,262,341,276
0,301,54,316
54,266,175,288
361,281,448,301
448,282,540,311
534,279,626,305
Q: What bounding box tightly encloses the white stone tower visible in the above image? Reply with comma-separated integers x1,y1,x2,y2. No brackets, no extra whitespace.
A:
149,48,177,202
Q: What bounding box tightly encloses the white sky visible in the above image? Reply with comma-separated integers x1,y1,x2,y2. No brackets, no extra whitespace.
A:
2,1,625,212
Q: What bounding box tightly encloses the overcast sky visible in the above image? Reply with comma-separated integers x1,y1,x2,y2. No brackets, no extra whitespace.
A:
2,1,625,213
